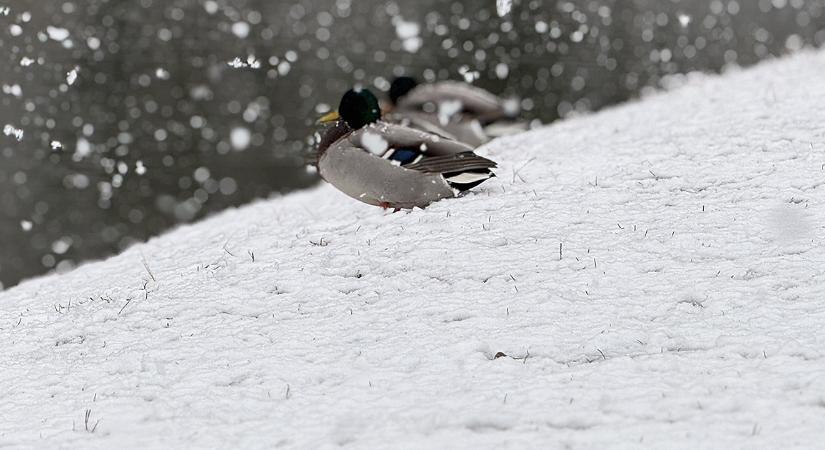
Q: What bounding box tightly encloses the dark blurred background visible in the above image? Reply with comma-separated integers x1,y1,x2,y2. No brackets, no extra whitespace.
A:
1,0,824,289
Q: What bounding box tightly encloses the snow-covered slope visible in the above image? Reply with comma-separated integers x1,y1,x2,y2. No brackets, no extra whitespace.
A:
3,51,825,449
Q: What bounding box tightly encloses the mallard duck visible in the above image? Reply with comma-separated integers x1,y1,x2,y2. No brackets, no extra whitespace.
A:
386,76,529,147
316,88,497,209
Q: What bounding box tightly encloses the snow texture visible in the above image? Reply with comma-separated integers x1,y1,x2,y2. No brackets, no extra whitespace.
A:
2,51,825,448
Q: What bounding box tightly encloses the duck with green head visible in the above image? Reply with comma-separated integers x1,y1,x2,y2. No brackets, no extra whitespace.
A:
316,88,497,210
386,76,529,147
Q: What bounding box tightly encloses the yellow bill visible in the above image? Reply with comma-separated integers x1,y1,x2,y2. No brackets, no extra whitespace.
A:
317,111,340,124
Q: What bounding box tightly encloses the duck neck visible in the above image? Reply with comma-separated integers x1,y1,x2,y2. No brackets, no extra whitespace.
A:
317,120,354,159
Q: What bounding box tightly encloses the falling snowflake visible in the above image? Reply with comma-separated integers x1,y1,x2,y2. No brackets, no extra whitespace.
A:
458,65,481,83
231,21,250,39
393,16,422,54
51,237,72,255
2,84,22,97
20,57,35,67
3,124,23,141
50,140,63,150
20,220,33,232
495,63,510,79
203,1,218,14
46,26,70,41
66,67,79,85
360,132,389,155
496,0,513,17
0,6,10,15
74,137,92,160
230,127,251,151
227,55,260,69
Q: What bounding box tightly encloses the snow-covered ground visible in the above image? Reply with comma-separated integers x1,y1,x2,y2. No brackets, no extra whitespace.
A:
2,50,825,449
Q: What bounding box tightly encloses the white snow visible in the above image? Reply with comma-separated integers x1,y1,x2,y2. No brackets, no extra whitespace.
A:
2,51,825,448
361,131,389,155
203,0,218,15
51,238,72,255
495,62,510,79
203,0,220,14
74,137,92,161
393,16,423,53
86,36,101,50
231,21,250,39
154,68,170,80
437,99,464,125
66,67,78,86
458,65,481,83
46,25,70,41
227,56,260,69
497,0,513,17
227,57,245,68
229,127,252,151
2,83,22,97
3,124,24,141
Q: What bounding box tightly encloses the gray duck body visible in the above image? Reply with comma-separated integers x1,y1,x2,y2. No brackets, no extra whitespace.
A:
317,121,495,209
391,81,527,147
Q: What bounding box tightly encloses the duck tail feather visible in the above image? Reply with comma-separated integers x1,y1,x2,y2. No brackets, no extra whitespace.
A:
444,170,496,192
404,152,498,174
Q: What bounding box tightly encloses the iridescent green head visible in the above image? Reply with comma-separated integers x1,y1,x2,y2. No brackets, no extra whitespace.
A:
339,88,381,129
319,88,382,130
